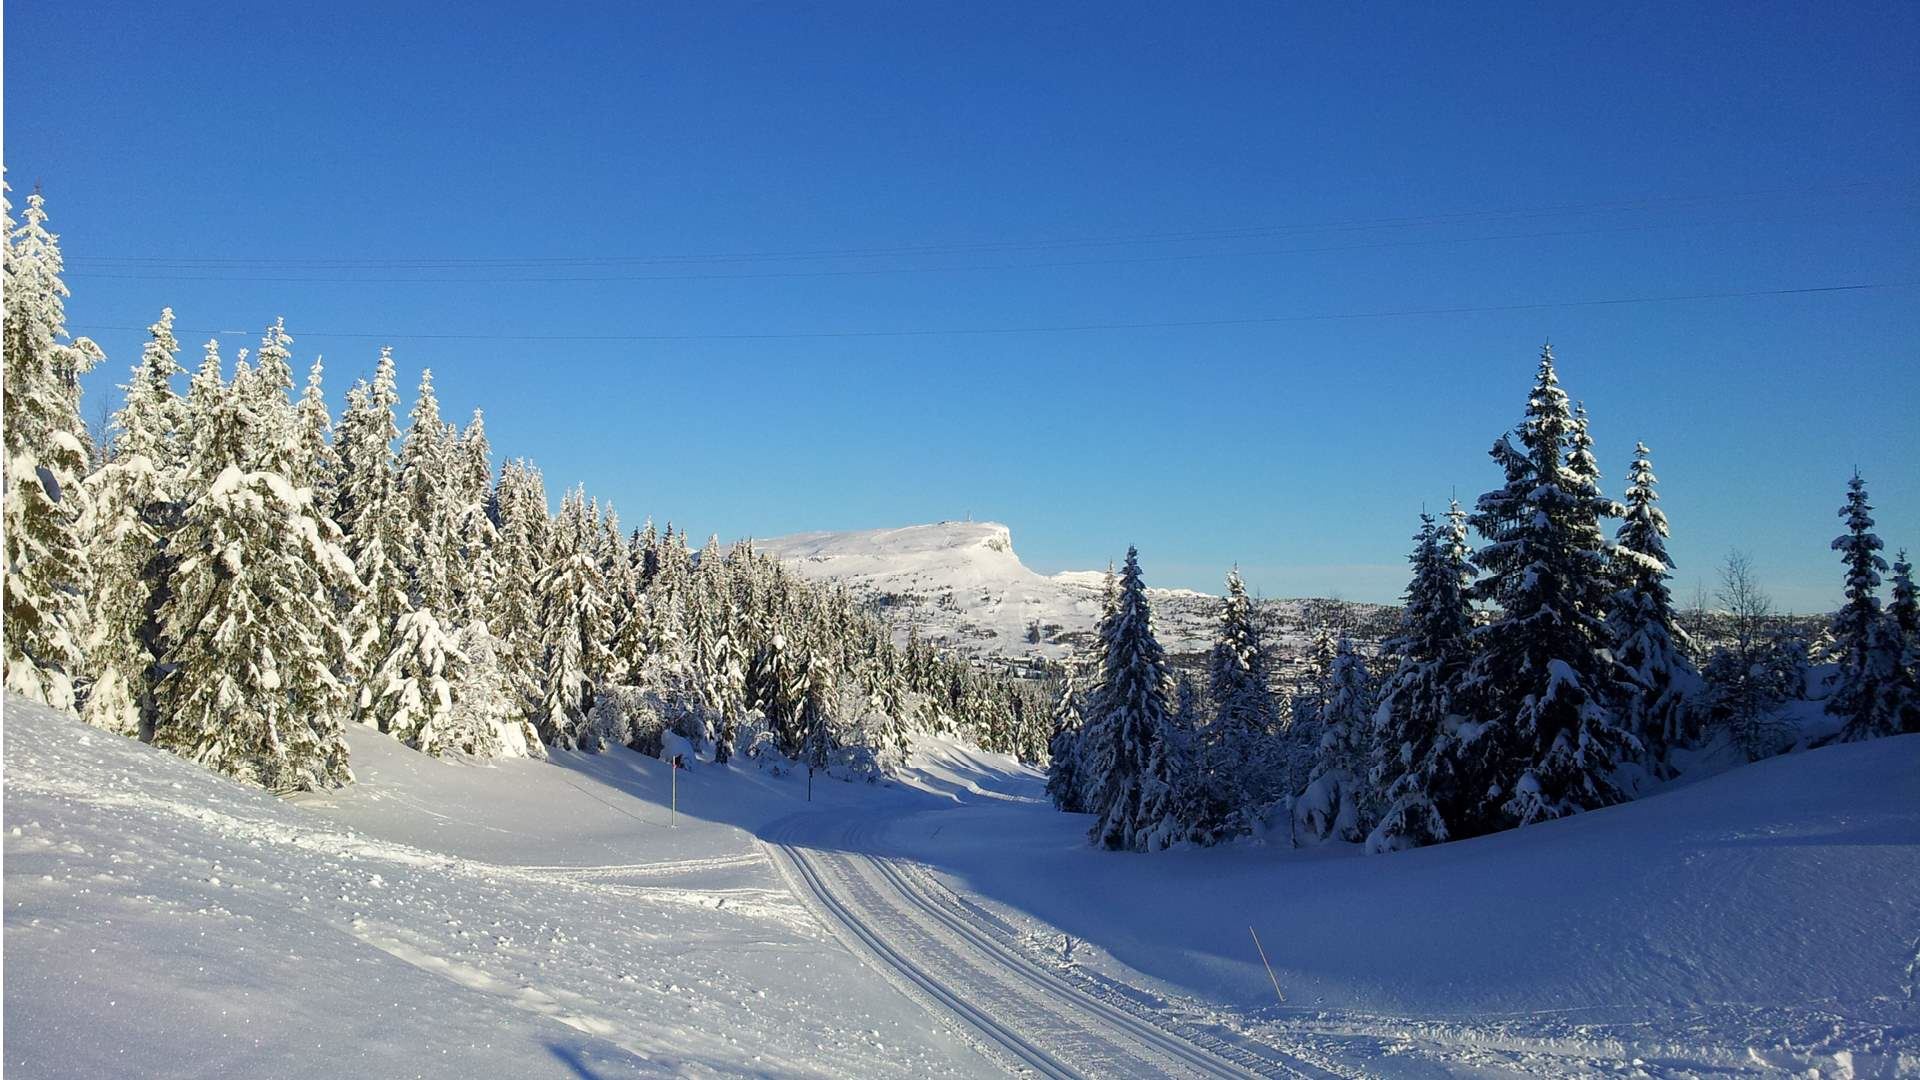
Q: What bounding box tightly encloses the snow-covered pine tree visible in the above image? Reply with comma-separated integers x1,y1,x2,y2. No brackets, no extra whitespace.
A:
451,620,543,758
157,370,358,790
115,308,188,470
239,318,299,477
80,314,189,737
534,487,612,749
334,352,410,669
1458,344,1638,835
1607,442,1701,774
1828,472,1903,740
1080,548,1179,852
1367,504,1476,853
399,368,457,615
1044,664,1086,812
486,458,547,716
359,606,469,755
293,357,340,499
1296,634,1376,843
4,185,104,710
454,409,493,507
1192,567,1281,841
1281,624,1338,798
1886,550,1920,733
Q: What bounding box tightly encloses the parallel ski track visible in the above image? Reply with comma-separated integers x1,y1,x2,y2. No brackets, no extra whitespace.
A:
767,820,1083,1079
764,812,1336,1078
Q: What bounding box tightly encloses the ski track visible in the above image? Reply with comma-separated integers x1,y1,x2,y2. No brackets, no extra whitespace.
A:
762,812,1340,1079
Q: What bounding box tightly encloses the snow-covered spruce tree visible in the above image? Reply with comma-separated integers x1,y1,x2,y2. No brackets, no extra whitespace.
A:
446,411,499,628
1828,472,1903,740
534,487,613,749
487,458,549,715
156,371,358,790
80,313,189,737
1607,442,1701,774
3,185,104,709
115,307,188,470
1080,548,1180,852
239,318,299,477
1296,634,1375,843
334,351,409,669
1457,344,1638,835
398,368,457,614
1886,550,1920,733
1044,664,1087,812
451,620,543,758
1281,624,1338,798
1191,567,1282,841
293,356,340,499
1366,506,1476,853
359,606,463,754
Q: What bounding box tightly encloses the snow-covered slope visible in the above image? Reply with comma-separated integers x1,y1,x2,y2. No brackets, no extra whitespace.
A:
755,521,1390,662
8,696,1917,1077
0,696,1007,1079
879,735,1920,1075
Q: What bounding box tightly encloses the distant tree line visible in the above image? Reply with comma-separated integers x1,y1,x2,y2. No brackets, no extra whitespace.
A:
1049,345,1919,852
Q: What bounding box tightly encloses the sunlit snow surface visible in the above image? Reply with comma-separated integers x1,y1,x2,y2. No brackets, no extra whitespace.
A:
7,695,1919,1078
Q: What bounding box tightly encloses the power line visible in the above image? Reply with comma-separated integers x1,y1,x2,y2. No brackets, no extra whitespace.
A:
62,176,1912,272
79,281,1915,345
61,205,1919,286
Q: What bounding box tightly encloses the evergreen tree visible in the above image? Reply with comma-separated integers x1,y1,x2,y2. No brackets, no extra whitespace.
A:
334,352,409,668
157,461,357,791
1367,505,1476,853
1044,665,1087,812
239,318,299,477
1297,635,1376,842
360,607,466,755
4,185,103,710
534,488,612,748
1607,442,1701,773
114,308,188,470
1457,344,1638,835
399,368,457,614
1192,568,1280,842
293,357,340,498
1885,550,1920,733
1828,472,1903,740
1080,548,1179,852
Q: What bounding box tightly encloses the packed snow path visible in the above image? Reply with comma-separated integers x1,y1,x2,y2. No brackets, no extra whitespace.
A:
763,813,1332,1079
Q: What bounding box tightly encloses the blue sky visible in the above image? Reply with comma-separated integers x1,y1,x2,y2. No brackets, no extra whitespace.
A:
8,2,1917,609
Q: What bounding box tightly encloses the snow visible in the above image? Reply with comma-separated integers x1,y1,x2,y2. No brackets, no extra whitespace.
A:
9,692,1918,1077
3,696,1000,1079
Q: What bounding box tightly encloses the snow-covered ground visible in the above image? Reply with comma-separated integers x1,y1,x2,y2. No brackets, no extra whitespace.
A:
754,521,1390,662
8,695,1918,1077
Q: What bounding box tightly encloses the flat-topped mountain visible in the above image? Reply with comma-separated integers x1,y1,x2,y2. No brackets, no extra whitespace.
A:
754,521,1394,665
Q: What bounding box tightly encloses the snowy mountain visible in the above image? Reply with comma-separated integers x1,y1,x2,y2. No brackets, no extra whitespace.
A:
754,521,1393,664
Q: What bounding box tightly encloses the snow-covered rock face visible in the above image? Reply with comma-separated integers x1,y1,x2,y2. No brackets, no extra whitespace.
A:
755,522,1393,663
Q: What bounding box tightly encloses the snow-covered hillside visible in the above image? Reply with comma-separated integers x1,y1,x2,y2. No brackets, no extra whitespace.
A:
755,522,1391,663
1,696,1007,1079
7,696,1918,1077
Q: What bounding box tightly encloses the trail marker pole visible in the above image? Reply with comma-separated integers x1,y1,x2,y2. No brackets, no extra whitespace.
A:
670,755,679,828
1249,925,1285,1005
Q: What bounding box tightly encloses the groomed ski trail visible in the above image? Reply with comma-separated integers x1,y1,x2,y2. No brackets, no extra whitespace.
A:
760,812,1341,1079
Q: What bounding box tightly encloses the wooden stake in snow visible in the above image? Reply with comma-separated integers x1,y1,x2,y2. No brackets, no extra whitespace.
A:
1249,926,1285,1004
670,756,679,828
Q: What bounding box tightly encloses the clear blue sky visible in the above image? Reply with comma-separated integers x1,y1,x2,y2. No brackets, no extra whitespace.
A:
8,2,1917,609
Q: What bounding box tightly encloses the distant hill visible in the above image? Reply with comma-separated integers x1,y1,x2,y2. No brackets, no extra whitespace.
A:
753,521,1395,669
